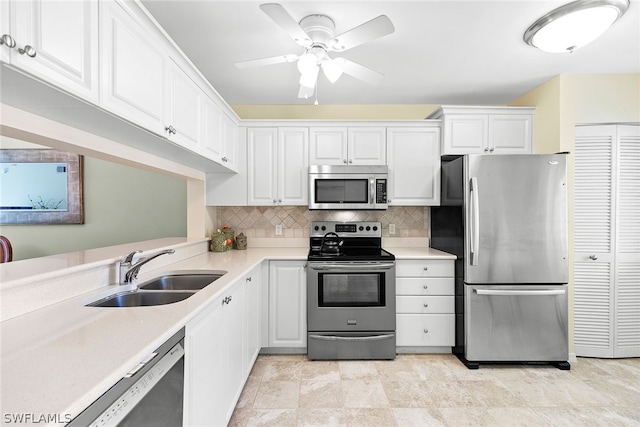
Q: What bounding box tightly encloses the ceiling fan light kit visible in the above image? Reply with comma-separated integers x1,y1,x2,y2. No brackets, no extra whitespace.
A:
235,3,395,99
524,0,629,53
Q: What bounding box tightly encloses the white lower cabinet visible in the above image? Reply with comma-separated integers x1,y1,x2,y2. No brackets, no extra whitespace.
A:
396,259,455,349
245,264,262,373
184,279,245,427
268,261,307,348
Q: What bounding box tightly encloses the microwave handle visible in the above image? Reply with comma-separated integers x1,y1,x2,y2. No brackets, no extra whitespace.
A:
370,178,374,205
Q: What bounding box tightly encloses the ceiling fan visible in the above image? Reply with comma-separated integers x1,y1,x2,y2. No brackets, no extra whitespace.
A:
235,3,395,99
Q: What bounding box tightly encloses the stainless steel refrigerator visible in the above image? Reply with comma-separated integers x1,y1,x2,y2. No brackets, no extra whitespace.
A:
431,153,570,369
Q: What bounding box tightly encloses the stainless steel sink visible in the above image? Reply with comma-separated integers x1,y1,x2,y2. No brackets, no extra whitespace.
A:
138,272,226,291
87,291,195,307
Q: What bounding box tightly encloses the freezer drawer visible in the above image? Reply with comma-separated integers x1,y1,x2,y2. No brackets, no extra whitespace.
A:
465,284,568,362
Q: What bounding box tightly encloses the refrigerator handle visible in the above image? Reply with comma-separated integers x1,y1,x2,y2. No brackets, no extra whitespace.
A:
470,176,479,265
475,289,566,296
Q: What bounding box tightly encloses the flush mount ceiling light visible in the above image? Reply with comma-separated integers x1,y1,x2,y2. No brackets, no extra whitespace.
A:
524,0,629,53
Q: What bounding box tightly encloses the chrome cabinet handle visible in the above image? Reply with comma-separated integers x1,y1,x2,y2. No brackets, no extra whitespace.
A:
589,255,598,260
18,44,36,57
484,147,489,153
348,159,353,163
0,34,16,48
222,295,232,305
489,147,495,153
221,157,228,162
343,159,347,164
246,276,252,282
164,125,176,135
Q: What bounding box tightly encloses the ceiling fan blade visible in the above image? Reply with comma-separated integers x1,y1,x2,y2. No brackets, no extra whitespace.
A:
333,58,384,85
329,15,394,52
260,3,312,47
235,54,299,69
298,85,315,99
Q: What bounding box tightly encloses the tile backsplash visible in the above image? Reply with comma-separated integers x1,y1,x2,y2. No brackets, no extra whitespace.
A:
216,206,429,238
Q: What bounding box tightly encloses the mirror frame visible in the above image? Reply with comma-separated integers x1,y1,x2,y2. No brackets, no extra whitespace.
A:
0,149,84,225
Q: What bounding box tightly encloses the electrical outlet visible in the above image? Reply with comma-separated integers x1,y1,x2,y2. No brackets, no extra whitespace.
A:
275,224,282,235
389,223,396,235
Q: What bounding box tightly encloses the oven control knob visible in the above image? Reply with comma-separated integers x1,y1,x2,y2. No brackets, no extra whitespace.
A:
321,226,326,231
314,226,319,231
372,226,378,231
366,226,371,231
359,226,364,231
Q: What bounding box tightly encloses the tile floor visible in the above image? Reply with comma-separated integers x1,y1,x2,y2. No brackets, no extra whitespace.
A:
229,354,640,426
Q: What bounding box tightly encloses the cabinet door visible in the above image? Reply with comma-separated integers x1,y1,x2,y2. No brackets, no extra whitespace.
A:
245,265,262,374
222,282,245,424
164,58,201,152
269,261,307,348
278,127,309,205
247,128,278,205
387,127,440,205
202,96,222,162
309,127,347,165
489,114,532,154
10,0,98,102
348,127,386,165
100,0,164,133
184,299,225,426
442,115,488,155
220,113,238,171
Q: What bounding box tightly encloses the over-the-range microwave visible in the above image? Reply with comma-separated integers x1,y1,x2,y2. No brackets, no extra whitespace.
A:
308,165,388,210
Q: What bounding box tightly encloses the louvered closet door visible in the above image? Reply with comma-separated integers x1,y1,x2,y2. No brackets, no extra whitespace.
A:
574,125,615,357
614,126,640,357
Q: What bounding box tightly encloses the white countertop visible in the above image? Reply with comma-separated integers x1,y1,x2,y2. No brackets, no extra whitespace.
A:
0,242,454,426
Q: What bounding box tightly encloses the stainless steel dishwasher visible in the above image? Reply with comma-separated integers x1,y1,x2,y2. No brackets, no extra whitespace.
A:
68,328,185,427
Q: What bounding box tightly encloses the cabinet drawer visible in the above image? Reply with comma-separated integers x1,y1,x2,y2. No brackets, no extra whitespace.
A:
396,296,454,314
396,278,454,295
396,314,455,346
396,260,454,277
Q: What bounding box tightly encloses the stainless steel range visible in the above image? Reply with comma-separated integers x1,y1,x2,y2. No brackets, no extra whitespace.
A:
307,221,396,360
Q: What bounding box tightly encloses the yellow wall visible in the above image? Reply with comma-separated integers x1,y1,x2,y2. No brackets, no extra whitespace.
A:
232,104,441,120
510,73,640,355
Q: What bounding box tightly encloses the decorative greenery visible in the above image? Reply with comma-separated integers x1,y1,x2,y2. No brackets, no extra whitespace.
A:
28,195,64,210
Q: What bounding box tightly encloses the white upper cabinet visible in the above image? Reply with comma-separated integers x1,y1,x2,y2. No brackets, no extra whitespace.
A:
428,106,534,155
386,127,441,206
220,112,239,172
247,127,308,205
309,127,386,165
100,0,165,134
202,96,223,163
348,127,387,164
164,57,202,152
1,0,99,102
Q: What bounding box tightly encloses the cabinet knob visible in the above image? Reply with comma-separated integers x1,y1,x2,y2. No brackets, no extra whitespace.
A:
164,125,176,135
423,303,429,308
423,266,429,271
18,44,36,57
589,255,598,261
278,199,282,203
348,159,353,164
484,148,489,153
273,199,277,203
489,147,495,153
0,34,16,48
423,285,428,289
423,329,429,334
343,159,347,164
222,157,228,162
246,276,252,282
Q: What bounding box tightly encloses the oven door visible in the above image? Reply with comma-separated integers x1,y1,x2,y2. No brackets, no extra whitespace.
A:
307,261,396,332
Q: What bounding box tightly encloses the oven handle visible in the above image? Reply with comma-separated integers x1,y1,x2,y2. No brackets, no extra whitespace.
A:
308,262,395,271
308,334,395,342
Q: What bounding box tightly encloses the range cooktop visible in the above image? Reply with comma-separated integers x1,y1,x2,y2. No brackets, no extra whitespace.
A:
308,221,395,262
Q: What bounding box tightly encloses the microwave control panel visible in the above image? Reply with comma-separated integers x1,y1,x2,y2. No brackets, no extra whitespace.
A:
376,179,387,203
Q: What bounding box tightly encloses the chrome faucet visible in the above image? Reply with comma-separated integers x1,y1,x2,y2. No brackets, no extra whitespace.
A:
119,249,175,285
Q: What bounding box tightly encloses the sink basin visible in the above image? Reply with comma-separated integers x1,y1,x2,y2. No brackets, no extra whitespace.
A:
87,291,194,307
138,272,226,291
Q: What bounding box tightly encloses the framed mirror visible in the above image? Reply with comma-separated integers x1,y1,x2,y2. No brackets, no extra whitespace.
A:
0,149,84,224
